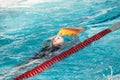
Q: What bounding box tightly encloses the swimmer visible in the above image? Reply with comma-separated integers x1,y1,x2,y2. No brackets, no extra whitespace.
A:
32,34,80,59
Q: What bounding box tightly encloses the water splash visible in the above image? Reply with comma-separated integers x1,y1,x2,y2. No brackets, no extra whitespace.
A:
104,66,120,80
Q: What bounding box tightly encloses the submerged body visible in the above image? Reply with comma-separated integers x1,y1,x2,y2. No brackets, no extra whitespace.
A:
33,45,61,59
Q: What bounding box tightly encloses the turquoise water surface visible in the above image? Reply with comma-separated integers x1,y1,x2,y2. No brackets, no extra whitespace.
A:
0,0,120,80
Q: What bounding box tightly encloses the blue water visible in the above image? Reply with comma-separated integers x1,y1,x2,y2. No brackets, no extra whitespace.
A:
0,0,120,80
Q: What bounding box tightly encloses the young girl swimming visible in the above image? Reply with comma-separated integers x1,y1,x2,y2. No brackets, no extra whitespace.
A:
33,34,80,59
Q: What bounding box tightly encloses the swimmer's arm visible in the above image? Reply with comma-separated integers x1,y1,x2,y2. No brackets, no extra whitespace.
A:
63,35,80,48
72,35,80,43
42,36,56,47
42,39,51,47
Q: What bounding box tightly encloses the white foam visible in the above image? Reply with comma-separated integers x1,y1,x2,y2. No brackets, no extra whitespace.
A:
21,0,59,5
0,0,60,8
0,0,25,8
106,66,120,80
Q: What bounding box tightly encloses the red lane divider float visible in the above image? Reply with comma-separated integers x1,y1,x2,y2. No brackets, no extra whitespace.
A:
13,29,111,80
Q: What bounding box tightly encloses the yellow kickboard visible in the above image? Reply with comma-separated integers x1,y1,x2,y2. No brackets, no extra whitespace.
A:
58,27,85,36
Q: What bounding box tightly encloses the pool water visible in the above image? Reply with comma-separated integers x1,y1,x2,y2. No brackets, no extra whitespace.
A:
0,0,120,80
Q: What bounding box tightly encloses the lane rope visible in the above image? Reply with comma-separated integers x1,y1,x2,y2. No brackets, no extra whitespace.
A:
13,23,120,80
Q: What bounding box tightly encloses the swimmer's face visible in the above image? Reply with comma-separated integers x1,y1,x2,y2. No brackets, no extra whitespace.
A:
51,35,64,46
